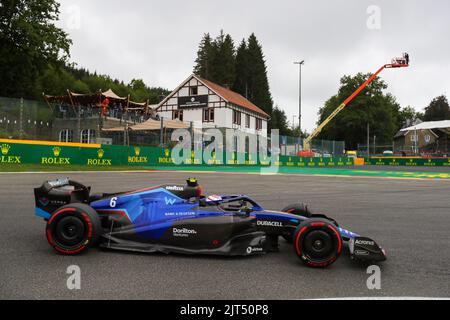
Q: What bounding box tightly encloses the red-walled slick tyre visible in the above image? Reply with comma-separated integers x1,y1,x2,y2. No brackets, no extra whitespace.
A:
46,203,101,255
293,218,342,268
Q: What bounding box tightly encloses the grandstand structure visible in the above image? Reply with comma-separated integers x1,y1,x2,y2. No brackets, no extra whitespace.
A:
43,89,155,143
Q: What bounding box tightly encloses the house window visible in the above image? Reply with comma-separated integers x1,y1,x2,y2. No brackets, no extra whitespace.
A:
425,135,431,143
410,134,417,142
190,86,198,95
172,110,183,121
80,129,95,144
256,118,263,131
245,114,250,128
233,110,241,125
59,129,73,142
203,108,214,122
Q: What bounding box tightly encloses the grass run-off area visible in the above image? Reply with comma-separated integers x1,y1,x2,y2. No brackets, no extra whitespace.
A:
1,163,449,180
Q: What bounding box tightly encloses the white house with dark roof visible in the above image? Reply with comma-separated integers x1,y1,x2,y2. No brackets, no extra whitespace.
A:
155,74,269,137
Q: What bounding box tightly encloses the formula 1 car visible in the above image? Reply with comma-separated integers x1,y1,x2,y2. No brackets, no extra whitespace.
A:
34,178,386,268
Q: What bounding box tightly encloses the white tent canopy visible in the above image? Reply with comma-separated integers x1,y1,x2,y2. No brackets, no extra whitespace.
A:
400,120,450,132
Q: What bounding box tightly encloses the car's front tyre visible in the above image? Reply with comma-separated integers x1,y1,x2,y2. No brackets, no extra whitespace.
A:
293,218,342,268
46,203,101,255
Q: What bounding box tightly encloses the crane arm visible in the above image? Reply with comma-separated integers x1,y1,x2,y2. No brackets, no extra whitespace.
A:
303,62,407,150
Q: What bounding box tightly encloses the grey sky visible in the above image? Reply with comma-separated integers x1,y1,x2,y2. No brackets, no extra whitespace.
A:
58,0,450,131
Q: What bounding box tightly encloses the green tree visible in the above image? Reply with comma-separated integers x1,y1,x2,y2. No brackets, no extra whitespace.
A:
270,107,291,136
193,33,214,79
193,31,235,87
317,73,400,149
35,65,76,96
245,33,273,122
232,39,249,98
396,105,422,128
423,95,450,121
192,32,276,129
210,31,235,87
0,0,72,98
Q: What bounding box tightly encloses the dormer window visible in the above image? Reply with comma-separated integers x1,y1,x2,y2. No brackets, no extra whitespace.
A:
190,86,198,95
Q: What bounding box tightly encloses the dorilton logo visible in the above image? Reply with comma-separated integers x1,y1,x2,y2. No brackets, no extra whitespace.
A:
0,144,21,164
257,220,283,227
173,227,197,237
355,239,375,246
41,147,70,165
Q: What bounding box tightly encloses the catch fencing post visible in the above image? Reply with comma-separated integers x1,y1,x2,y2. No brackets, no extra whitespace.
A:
159,117,164,146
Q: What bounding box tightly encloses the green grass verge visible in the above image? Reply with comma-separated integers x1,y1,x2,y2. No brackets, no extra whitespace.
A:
145,165,450,179
1,163,449,179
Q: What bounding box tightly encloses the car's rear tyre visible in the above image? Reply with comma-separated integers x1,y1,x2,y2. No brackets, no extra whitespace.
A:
293,218,342,268
281,203,310,243
281,203,311,217
46,203,101,255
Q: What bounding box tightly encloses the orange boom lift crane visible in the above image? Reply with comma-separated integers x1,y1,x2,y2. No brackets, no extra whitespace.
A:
303,53,410,151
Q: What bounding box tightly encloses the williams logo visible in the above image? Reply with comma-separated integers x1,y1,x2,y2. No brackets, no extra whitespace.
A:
41,146,70,165
173,227,197,237
128,146,148,164
0,144,21,164
87,149,111,166
164,197,177,205
257,220,283,227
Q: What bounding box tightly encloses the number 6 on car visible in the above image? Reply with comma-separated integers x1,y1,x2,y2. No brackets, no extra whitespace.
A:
110,197,117,208
34,178,386,268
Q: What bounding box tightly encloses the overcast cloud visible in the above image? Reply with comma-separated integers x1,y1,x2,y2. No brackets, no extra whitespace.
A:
57,0,450,131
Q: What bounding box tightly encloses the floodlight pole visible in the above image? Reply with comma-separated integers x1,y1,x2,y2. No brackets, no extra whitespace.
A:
294,60,305,139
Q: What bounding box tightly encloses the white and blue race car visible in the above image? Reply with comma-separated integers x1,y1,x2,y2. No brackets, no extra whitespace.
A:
34,177,386,268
